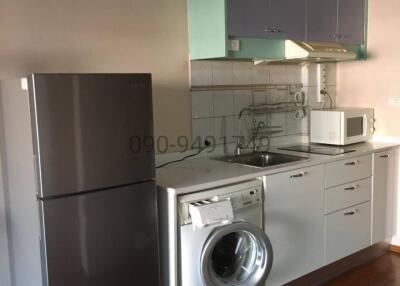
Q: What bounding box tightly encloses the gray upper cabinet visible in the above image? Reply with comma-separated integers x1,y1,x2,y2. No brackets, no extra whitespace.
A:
227,0,306,40
228,0,365,44
337,0,366,44
268,0,306,40
227,0,271,38
307,0,366,44
307,0,338,42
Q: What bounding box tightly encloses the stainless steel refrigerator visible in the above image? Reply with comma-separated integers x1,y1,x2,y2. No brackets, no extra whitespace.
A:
0,74,159,286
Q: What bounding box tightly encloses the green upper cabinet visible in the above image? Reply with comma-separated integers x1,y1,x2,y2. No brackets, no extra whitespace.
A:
187,0,367,60
307,0,366,44
187,0,285,60
227,0,306,40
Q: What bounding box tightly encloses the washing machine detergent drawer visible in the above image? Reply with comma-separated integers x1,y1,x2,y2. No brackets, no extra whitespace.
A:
180,221,273,286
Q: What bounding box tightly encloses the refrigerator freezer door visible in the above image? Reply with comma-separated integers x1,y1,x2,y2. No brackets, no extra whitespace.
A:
40,182,159,286
28,74,155,198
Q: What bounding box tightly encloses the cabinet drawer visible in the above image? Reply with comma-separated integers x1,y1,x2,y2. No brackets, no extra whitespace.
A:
325,202,371,265
325,155,372,188
325,178,372,214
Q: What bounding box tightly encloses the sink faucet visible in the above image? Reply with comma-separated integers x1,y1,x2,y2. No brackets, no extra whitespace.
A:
235,107,257,156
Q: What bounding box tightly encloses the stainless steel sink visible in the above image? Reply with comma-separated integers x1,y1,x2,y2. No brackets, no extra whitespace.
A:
215,152,309,168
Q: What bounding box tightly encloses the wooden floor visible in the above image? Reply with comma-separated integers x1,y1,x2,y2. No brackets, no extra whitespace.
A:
324,252,400,286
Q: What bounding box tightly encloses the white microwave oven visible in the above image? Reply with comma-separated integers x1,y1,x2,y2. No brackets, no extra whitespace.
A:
310,108,374,146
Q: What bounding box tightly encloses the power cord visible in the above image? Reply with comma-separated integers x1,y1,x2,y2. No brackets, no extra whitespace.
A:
320,90,333,109
156,140,211,169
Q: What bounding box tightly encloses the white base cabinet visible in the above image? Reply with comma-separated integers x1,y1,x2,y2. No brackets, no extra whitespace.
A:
264,165,325,286
325,202,371,264
262,148,397,284
372,150,395,244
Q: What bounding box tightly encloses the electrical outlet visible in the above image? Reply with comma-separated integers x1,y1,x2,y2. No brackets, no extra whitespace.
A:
389,97,400,106
229,40,240,52
317,64,327,103
21,78,28,91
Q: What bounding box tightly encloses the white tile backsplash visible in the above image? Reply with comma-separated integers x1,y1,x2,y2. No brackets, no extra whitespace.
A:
269,65,287,84
233,62,255,85
214,116,236,145
214,91,235,116
192,118,214,146
191,91,214,118
269,113,287,137
212,62,234,85
190,60,337,153
234,90,253,114
253,90,267,105
286,111,308,135
191,61,213,86
253,64,269,84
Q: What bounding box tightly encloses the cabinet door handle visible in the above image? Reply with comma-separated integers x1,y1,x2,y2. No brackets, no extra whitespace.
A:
290,171,308,178
265,27,283,33
265,27,274,33
344,185,358,191
345,160,359,166
344,209,359,216
380,154,390,158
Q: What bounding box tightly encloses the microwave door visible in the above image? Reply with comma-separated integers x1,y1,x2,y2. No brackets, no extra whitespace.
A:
344,114,367,145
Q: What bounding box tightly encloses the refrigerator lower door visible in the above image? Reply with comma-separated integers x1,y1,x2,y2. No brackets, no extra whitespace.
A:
40,182,159,286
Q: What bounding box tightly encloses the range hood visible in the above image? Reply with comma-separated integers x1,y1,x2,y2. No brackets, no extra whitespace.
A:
254,40,357,65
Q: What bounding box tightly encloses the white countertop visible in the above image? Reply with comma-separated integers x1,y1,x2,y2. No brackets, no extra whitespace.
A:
156,142,398,196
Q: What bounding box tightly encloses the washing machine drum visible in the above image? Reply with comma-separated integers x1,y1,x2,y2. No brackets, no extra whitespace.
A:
200,222,273,286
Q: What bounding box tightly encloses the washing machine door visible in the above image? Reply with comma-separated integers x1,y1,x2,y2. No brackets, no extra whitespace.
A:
200,222,273,286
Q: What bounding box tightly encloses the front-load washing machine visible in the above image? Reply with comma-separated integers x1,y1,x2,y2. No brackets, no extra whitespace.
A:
178,179,273,286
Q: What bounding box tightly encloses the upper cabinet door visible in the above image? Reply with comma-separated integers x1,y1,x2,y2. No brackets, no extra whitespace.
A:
307,0,338,42
337,0,366,44
269,0,306,40
227,0,271,38
227,0,306,40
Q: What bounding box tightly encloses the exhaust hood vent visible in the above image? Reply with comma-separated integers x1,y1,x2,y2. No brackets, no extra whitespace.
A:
285,40,357,62
254,40,357,65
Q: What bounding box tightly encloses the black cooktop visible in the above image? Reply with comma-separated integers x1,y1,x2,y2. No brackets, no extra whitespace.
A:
279,144,356,156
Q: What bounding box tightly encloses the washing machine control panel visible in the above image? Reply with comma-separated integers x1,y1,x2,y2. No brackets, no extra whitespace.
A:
230,187,262,210
178,179,263,225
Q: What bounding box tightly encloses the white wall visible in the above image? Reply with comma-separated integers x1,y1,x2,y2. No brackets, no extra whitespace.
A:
0,0,191,149
0,152,11,286
337,0,400,246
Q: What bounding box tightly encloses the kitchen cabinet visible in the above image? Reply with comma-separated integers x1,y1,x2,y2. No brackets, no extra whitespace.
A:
307,0,338,43
325,154,372,188
227,0,271,39
325,202,371,264
324,154,373,265
372,150,395,244
188,0,367,60
265,165,325,286
188,0,286,60
325,178,372,214
228,0,306,40
338,0,366,44
307,0,366,44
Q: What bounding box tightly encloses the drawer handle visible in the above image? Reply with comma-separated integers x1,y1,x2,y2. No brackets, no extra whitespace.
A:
265,27,283,33
345,160,359,166
344,185,358,191
344,209,359,216
290,171,308,179
380,154,390,158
